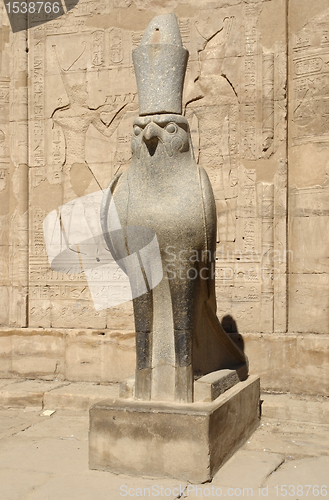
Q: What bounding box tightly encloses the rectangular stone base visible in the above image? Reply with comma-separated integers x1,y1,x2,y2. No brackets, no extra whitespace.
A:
89,375,260,482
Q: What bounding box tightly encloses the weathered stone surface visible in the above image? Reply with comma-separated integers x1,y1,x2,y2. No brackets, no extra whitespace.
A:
0,380,67,408
12,330,65,380
0,0,288,338
133,13,188,115
0,399,327,500
0,470,51,500
64,329,136,383
120,366,248,402
288,0,329,336
194,367,246,402
0,328,136,383
212,450,285,489
0,0,326,394
244,333,329,396
89,375,260,482
0,332,12,378
44,382,119,411
119,375,135,399
288,274,329,334
0,329,328,396
0,407,46,440
265,456,329,498
261,393,329,425
101,13,249,403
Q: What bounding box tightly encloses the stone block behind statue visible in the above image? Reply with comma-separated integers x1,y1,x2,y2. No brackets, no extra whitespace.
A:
100,13,248,403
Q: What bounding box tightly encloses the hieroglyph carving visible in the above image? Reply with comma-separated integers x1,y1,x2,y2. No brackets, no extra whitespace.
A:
21,0,287,334
292,8,329,145
27,8,139,328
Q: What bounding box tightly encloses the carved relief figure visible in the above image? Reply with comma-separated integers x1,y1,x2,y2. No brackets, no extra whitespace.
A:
101,14,248,403
186,16,239,244
51,46,134,202
292,8,329,143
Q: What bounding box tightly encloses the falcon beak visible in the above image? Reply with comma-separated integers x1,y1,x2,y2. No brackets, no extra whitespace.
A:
143,122,160,156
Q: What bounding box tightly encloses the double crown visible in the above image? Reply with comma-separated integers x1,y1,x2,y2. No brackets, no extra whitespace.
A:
132,13,189,116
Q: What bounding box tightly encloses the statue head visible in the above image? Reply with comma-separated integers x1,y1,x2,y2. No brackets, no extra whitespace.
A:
131,113,192,160
131,14,193,161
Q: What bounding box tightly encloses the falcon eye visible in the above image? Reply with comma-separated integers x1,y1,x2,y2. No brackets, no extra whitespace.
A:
166,123,177,134
133,125,142,136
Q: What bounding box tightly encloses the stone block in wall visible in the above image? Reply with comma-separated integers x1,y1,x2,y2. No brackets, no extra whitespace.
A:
101,331,136,383
51,300,107,330
1,0,328,395
231,301,261,334
245,332,329,396
290,215,329,274
0,331,12,378
288,0,329,335
17,0,288,336
65,330,103,383
0,328,328,395
11,330,65,380
106,301,135,331
289,187,329,274
289,274,329,335
64,329,135,383
0,286,9,326
0,328,136,383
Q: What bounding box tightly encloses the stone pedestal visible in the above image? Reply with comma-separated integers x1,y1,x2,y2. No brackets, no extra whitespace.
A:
89,375,260,482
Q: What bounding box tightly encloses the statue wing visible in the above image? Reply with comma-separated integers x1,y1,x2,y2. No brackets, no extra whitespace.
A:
198,165,248,369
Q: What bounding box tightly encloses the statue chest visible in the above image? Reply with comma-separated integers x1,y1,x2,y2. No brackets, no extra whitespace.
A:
112,168,206,249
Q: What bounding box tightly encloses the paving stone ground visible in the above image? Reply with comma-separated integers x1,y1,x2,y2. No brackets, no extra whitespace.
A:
0,381,327,500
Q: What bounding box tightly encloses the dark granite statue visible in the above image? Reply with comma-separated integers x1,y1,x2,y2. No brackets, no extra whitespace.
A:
101,13,248,403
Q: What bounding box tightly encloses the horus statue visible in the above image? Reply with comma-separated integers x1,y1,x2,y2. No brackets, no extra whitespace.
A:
101,13,248,403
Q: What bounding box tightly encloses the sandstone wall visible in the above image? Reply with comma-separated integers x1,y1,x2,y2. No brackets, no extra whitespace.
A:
0,0,328,395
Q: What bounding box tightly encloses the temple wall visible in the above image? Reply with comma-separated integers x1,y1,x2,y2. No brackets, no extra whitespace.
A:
0,0,328,395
